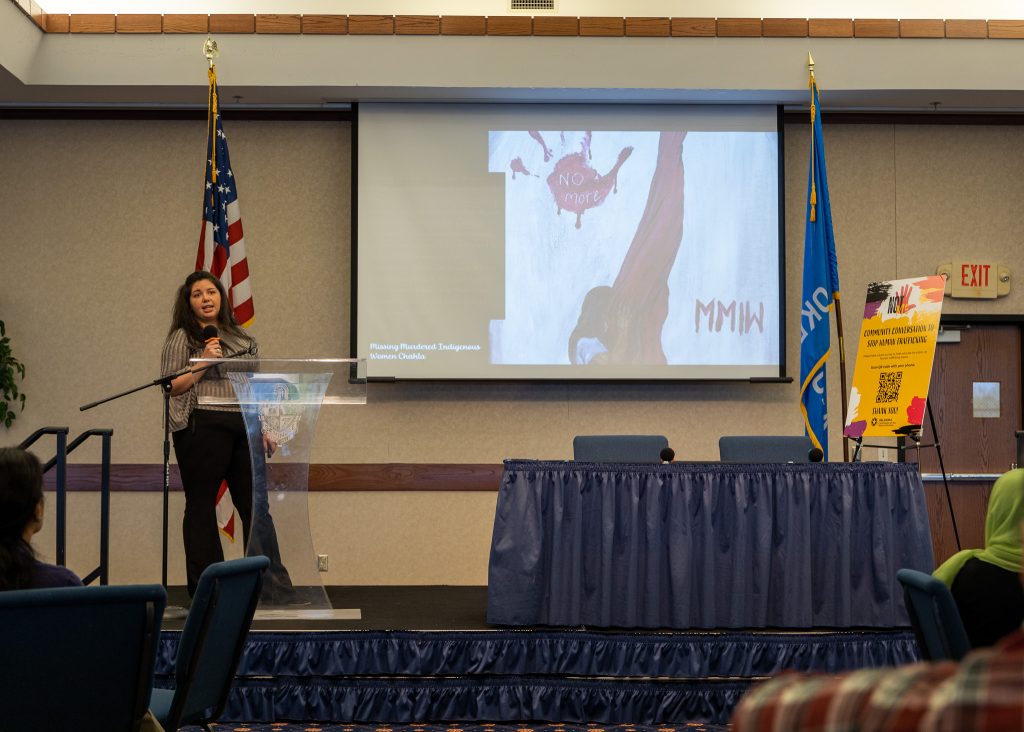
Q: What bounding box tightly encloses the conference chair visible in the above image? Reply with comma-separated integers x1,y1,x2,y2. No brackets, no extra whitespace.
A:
573,434,669,463
150,555,269,731
896,568,972,661
0,584,166,732
718,435,816,463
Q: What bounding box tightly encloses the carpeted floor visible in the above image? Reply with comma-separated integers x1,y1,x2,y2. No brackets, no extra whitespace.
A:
185,723,730,732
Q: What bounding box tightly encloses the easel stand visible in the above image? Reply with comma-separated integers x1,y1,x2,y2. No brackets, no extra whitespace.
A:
850,399,961,552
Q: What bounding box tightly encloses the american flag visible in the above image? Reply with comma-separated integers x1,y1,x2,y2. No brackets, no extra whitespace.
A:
196,65,252,541
196,65,254,327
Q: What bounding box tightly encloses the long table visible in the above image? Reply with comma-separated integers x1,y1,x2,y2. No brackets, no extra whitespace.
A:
487,460,935,629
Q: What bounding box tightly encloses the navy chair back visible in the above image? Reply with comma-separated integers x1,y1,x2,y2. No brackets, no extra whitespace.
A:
573,435,669,463
719,435,815,463
0,584,166,732
153,555,268,730
896,568,972,661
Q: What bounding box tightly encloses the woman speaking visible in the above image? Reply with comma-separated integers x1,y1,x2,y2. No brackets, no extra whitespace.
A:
161,270,292,602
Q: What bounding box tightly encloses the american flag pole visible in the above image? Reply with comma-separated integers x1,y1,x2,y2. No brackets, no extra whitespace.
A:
196,39,253,542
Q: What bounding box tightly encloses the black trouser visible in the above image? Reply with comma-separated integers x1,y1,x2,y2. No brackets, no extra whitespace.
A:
173,409,292,598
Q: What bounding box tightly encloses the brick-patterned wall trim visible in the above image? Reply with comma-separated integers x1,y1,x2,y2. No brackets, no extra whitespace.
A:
809,18,853,37
625,17,670,37
763,18,808,37
441,15,485,35
854,18,899,38
671,18,715,37
395,15,440,35
115,14,161,33
255,14,301,34
486,16,532,35
580,17,623,36
301,15,346,34
946,19,987,38
348,14,395,34
9,4,1024,39
69,13,114,32
717,18,763,37
534,16,578,36
900,19,944,38
163,14,207,33
209,13,255,33
988,20,1024,38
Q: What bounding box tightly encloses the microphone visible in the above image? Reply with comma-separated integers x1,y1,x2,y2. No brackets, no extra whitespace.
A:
195,325,222,377
202,325,219,345
659,447,675,464
808,447,824,463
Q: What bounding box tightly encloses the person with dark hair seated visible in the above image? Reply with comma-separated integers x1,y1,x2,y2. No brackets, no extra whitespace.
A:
0,446,81,590
934,468,1024,648
1,447,167,731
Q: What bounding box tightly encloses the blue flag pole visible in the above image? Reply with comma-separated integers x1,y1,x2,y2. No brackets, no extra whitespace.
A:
800,55,849,462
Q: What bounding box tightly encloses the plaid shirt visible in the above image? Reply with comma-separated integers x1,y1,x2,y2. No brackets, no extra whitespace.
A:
731,629,1024,731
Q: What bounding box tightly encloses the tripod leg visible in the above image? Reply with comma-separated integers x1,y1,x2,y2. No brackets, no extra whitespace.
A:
927,399,961,551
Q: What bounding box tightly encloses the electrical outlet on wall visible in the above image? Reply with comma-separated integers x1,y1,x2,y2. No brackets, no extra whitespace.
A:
317,555,329,572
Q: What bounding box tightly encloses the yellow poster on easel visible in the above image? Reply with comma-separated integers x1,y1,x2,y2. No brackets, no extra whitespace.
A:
843,275,945,438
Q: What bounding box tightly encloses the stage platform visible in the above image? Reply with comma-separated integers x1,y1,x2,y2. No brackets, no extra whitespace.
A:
155,586,920,726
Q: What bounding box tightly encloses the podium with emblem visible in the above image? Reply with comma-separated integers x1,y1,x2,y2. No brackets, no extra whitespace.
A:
195,357,366,618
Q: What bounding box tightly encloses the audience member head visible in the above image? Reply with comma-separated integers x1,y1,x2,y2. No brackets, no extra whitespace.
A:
0,447,45,590
983,468,1024,558
660,447,675,464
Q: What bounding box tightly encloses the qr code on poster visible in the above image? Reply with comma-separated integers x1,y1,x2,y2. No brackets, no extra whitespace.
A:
875,371,902,403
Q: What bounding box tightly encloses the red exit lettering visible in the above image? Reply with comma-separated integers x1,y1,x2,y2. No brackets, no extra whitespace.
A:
960,263,990,287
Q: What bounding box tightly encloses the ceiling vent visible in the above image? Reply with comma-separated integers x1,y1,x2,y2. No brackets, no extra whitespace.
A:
508,0,558,13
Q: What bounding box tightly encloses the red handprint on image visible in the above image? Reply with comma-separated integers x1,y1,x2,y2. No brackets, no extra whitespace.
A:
896,284,916,314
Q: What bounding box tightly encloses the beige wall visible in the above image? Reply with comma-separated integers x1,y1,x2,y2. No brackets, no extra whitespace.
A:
3,116,1022,584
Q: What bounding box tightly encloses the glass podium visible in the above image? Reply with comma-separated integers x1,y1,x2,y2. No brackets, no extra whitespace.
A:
195,357,366,619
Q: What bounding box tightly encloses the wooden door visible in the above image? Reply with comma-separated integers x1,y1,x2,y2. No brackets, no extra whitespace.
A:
908,323,1022,562
916,324,1021,474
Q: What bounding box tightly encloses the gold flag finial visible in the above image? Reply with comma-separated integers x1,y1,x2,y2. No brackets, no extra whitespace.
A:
202,36,220,68
807,52,815,72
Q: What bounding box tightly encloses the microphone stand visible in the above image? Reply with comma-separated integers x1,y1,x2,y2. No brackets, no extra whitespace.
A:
81,363,216,620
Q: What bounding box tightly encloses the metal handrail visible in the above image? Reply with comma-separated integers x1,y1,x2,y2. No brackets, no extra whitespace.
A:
18,426,112,585
18,427,69,565
65,429,113,586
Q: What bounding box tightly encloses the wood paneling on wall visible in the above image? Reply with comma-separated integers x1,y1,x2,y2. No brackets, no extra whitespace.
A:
923,479,992,564
45,463,504,492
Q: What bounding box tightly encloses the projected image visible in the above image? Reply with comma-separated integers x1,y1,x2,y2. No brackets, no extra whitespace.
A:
357,104,783,380
487,129,778,369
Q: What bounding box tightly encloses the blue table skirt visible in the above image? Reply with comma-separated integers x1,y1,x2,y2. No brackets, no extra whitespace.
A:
487,461,935,629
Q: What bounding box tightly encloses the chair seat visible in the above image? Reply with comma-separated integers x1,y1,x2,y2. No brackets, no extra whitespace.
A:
156,556,269,730
149,687,174,727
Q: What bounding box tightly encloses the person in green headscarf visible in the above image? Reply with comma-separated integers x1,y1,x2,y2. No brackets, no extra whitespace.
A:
933,468,1024,648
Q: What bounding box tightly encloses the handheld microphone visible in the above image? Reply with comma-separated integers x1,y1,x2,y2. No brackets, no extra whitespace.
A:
659,447,675,464
808,447,824,463
202,325,219,344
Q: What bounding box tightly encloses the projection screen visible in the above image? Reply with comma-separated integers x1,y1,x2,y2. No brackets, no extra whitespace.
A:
356,103,784,380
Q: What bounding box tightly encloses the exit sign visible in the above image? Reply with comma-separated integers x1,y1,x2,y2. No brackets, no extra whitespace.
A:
937,261,1011,299
952,261,997,298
